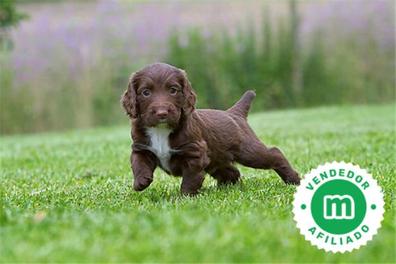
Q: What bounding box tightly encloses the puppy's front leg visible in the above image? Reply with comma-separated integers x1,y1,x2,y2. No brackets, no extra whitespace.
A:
131,151,156,191
179,141,209,195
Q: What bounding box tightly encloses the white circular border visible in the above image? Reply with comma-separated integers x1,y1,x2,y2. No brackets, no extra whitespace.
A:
293,161,384,253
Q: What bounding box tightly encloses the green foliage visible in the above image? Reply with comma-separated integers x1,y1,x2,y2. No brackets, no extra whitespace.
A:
0,53,131,134
0,55,32,133
165,14,395,111
0,0,28,50
0,0,27,29
0,104,395,262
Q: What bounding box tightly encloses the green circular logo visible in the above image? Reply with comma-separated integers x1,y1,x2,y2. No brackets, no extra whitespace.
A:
293,162,385,253
311,180,366,234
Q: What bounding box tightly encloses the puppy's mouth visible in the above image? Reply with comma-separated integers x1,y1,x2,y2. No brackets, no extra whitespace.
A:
150,118,172,128
146,113,180,127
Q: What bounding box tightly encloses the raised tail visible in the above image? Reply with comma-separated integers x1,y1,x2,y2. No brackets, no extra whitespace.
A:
227,90,256,118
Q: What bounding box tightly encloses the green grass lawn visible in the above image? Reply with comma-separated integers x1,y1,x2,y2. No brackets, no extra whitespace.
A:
1,104,395,262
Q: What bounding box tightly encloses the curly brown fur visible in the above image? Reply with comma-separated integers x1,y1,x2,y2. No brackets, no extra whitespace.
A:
121,62,300,195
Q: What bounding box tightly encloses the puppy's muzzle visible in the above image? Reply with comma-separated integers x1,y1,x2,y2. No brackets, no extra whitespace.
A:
149,103,177,125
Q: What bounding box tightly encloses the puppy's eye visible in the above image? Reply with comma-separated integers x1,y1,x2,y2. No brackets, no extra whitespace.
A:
142,89,151,97
169,87,179,96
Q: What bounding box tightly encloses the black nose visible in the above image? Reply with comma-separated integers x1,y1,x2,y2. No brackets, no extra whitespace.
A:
156,109,168,119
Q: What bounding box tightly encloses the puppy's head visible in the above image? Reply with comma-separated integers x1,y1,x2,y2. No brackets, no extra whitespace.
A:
121,63,196,128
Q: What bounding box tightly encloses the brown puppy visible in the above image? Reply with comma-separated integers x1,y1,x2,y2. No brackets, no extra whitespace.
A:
121,63,300,195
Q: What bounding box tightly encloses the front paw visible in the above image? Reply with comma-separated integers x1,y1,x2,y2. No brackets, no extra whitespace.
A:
181,187,199,196
180,176,203,196
133,177,153,191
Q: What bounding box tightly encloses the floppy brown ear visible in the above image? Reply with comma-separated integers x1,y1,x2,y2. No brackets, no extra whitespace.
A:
181,70,196,115
121,73,138,119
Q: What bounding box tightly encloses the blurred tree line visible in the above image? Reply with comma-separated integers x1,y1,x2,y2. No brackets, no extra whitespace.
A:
0,1,394,134
166,2,394,111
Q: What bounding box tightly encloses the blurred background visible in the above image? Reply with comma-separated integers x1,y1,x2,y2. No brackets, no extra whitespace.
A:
0,0,394,135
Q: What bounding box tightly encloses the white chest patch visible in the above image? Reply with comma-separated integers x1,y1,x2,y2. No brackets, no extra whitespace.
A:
146,127,172,172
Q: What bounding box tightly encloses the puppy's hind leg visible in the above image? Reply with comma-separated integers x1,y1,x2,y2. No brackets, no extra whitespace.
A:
236,140,300,185
211,165,241,186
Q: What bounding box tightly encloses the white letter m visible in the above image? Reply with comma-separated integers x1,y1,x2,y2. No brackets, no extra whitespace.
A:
323,195,355,219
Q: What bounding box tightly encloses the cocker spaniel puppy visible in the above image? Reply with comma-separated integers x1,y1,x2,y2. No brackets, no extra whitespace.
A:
121,63,300,195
